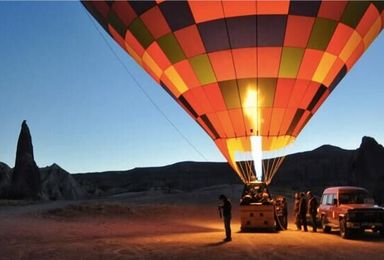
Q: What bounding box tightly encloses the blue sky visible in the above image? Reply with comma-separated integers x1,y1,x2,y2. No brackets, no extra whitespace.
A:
0,2,383,173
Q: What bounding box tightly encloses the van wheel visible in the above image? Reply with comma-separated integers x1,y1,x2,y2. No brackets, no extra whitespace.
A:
340,218,351,239
321,216,331,233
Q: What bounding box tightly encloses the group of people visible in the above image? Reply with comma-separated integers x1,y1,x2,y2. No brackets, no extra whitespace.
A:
293,191,318,232
218,190,319,242
240,187,271,205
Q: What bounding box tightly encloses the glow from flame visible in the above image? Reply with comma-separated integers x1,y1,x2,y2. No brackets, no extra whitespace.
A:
244,87,263,181
251,136,263,181
243,88,258,132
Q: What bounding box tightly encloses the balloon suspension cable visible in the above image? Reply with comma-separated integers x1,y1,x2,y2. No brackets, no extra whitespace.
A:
245,160,255,182
81,5,208,162
263,156,286,185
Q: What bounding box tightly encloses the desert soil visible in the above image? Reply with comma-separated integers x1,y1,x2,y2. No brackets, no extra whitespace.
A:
0,185,383,259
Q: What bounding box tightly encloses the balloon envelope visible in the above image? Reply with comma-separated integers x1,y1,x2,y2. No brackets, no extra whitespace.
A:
83,1,383,183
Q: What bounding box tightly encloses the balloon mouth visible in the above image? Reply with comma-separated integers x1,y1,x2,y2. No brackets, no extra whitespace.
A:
218,136,292,184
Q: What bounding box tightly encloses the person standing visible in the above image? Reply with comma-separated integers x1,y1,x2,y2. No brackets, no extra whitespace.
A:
218,194,232,241
307,191,318,232
299,192,308,232
293,192,301,230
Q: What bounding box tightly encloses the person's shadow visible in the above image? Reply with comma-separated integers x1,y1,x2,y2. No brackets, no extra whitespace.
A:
203,240,230,247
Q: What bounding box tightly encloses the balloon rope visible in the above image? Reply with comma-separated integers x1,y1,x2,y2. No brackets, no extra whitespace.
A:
266,158,271,183
262,160,266,182
246,160,253,182
237,157,247,182
270,157,279,181
246,160,254,181
268,156,286,184
81,5,208,161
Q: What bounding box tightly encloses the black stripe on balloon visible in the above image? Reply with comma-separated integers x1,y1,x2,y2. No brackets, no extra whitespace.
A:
307,84,327,111
341,1,370,29
257,15,287,47
129,1,156,16
329,65,347,92
287,109,305,135
178,95,199,119
159,1,195,31
105,1,114,8
198,19,230,52
226,15,257,48
81,2,109,31
108,12,126,38
372,1,384,13
198,15,287,52
289,1,321,17
201,115,220,139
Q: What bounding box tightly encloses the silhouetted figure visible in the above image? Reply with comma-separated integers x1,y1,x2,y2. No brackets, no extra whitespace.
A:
307,191,318,232
299,192,308,232
281,197,288,229
293,192,301,230
218,194,232,242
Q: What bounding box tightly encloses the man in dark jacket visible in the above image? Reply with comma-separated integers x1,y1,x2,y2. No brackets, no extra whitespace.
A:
307,191,318,232
293,192,301,230
299,192,308,232
219,194,232,241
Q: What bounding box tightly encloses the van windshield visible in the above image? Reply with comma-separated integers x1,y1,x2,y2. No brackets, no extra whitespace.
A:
339,191,370,204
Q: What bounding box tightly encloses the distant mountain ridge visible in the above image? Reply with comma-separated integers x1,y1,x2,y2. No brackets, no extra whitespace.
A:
1,136,383,204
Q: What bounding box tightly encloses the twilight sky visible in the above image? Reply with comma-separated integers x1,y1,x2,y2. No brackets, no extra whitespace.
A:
0,2,383,173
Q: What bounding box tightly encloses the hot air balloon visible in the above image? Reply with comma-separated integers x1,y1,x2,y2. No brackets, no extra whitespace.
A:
83,1,383,184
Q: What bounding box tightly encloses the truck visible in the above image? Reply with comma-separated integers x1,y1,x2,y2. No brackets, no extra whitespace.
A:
239,181,287,231
318,186,384,239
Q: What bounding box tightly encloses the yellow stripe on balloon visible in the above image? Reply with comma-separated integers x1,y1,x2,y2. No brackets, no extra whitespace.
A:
164,66,188,95
339,31,362,63
363,17,382,50
142,52,163,78
312,52,337,83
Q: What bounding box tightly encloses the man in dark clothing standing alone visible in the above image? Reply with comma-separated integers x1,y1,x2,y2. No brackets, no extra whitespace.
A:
219,194,232,241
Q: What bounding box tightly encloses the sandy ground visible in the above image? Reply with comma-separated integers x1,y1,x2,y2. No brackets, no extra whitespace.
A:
0,185,383,260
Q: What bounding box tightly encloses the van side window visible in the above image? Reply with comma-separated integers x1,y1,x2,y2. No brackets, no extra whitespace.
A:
326,194,335,205
321,194,328,205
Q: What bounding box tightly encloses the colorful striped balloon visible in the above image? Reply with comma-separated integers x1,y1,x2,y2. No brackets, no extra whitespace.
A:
83,1,383,183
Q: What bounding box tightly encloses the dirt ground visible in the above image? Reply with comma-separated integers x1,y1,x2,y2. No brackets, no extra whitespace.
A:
0,185,383,260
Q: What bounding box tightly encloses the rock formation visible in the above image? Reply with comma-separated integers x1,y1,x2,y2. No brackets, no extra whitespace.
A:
40,163,87,200
11,120,41,199
0,162,12,196
351,136,384,204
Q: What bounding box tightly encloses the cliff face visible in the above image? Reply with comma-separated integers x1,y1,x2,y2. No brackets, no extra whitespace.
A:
11,120,41,199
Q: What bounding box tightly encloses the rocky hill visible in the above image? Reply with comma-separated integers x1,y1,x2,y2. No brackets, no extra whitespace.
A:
73,136,384,204
40,164,87,200
0,162,11,191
